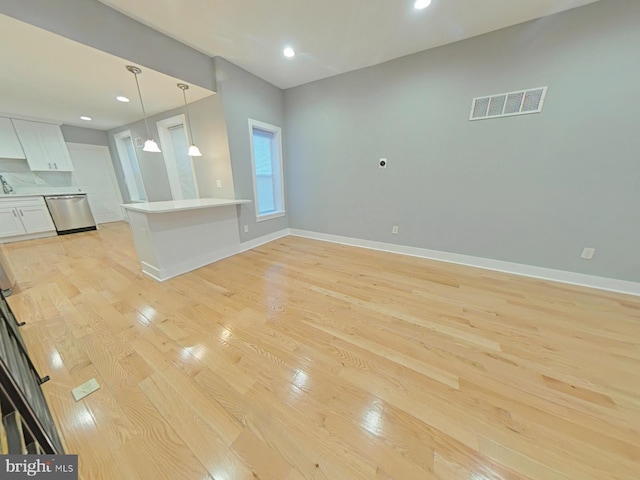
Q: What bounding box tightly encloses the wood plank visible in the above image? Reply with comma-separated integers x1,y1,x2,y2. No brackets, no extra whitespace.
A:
1,222,638,480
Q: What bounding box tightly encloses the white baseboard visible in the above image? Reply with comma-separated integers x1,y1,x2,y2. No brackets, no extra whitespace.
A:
288,229,640,297
0,231,57,244
141,261,163,281
239,229,290,253
141,245,240,282
138,230,290,282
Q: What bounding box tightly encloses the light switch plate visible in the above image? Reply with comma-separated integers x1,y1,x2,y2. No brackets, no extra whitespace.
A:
72,378,100,402
580,247,596,260
216,179,222,188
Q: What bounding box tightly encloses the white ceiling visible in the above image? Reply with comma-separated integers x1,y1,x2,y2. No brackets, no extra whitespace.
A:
99,0,600,89
0,14,214,131
0,1,600,130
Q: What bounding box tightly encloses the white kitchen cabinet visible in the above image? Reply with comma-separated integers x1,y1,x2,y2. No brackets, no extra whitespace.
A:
16,205,56,233
0,197,56,241
11,119,74,171
0,207,26,237
0,118,26,159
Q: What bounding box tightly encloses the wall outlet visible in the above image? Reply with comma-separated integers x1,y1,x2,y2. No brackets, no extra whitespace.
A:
392,225,399,234
379,158,387,169
243,225,249,233
216,179,222,188
580,247,596,260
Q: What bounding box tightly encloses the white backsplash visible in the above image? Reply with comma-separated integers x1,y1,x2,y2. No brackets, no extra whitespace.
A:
0,158,77,194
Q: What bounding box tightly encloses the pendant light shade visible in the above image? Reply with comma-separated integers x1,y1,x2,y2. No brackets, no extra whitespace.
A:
126,65,162,153
144,139,162,153
177,83,202,157
188,144,202,156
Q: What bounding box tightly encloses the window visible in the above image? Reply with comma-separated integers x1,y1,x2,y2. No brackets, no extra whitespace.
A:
113,130,147,202
248,119,285,221
157,115,199,200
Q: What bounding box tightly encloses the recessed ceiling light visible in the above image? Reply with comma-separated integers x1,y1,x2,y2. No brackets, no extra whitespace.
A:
116,96,130,102
80,116,92,121
283,47,295,58
414,0,432,9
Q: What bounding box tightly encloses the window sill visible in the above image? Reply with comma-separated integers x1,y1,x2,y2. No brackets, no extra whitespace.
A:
256,211,285,222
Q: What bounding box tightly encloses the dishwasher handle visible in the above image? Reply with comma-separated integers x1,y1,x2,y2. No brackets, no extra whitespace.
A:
45,195,86,200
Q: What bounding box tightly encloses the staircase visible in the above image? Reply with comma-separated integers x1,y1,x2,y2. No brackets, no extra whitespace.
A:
0,291,64,454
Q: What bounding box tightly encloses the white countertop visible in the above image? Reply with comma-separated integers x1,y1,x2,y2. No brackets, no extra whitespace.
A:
121,198,251,214
0,190,86,199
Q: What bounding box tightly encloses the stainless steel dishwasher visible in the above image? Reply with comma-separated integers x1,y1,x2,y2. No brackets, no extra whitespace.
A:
44,194,97,235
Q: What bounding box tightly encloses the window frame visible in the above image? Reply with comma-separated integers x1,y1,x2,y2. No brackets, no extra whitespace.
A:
248,118,285,222
156,114,200,201
113,130,147,203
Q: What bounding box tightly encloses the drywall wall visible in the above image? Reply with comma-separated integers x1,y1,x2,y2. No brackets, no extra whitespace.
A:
215,57,288,242
0,0,215,91
284,0,640,282
61,125,109,146
108,94,234,203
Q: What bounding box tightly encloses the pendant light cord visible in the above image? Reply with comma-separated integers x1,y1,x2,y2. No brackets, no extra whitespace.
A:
182,88,196,145
133,72,153,139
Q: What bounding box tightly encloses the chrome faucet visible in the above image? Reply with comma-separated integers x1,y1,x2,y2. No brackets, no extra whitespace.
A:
0,175,14,195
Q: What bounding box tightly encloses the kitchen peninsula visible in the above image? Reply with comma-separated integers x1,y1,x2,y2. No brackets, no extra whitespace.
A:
122,198,251,281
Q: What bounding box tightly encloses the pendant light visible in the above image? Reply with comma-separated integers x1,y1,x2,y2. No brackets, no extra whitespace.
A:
177,83,202,157
126,65,161,153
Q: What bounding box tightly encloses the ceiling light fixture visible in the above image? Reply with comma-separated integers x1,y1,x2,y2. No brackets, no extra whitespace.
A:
116,95,130,103
283,47,296,58
80,116,92,121
177,83,202,157
126,65,161,153
414,0,432,9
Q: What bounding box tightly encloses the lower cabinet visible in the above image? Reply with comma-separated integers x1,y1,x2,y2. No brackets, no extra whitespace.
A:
15,205,55,233
0,197,56,241
0,208,25,237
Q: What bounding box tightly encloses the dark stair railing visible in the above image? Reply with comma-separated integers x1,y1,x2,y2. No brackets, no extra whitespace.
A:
0,291,64,454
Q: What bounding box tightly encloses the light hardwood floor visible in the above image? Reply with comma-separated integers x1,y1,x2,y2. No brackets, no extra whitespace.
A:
3,221,640,479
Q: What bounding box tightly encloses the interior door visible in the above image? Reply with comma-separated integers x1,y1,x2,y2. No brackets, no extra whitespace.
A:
67,143,124,224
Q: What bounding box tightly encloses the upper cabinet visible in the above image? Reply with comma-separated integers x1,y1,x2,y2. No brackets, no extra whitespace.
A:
0,118,26,160
11,119,74,172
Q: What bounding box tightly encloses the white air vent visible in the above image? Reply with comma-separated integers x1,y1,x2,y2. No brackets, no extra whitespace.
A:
470,87,547,121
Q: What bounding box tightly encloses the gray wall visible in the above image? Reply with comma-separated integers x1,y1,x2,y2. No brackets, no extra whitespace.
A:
0,0,215,91
284,0,640,283
61,125,109,146
215,57,288,242
109,94,234,204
